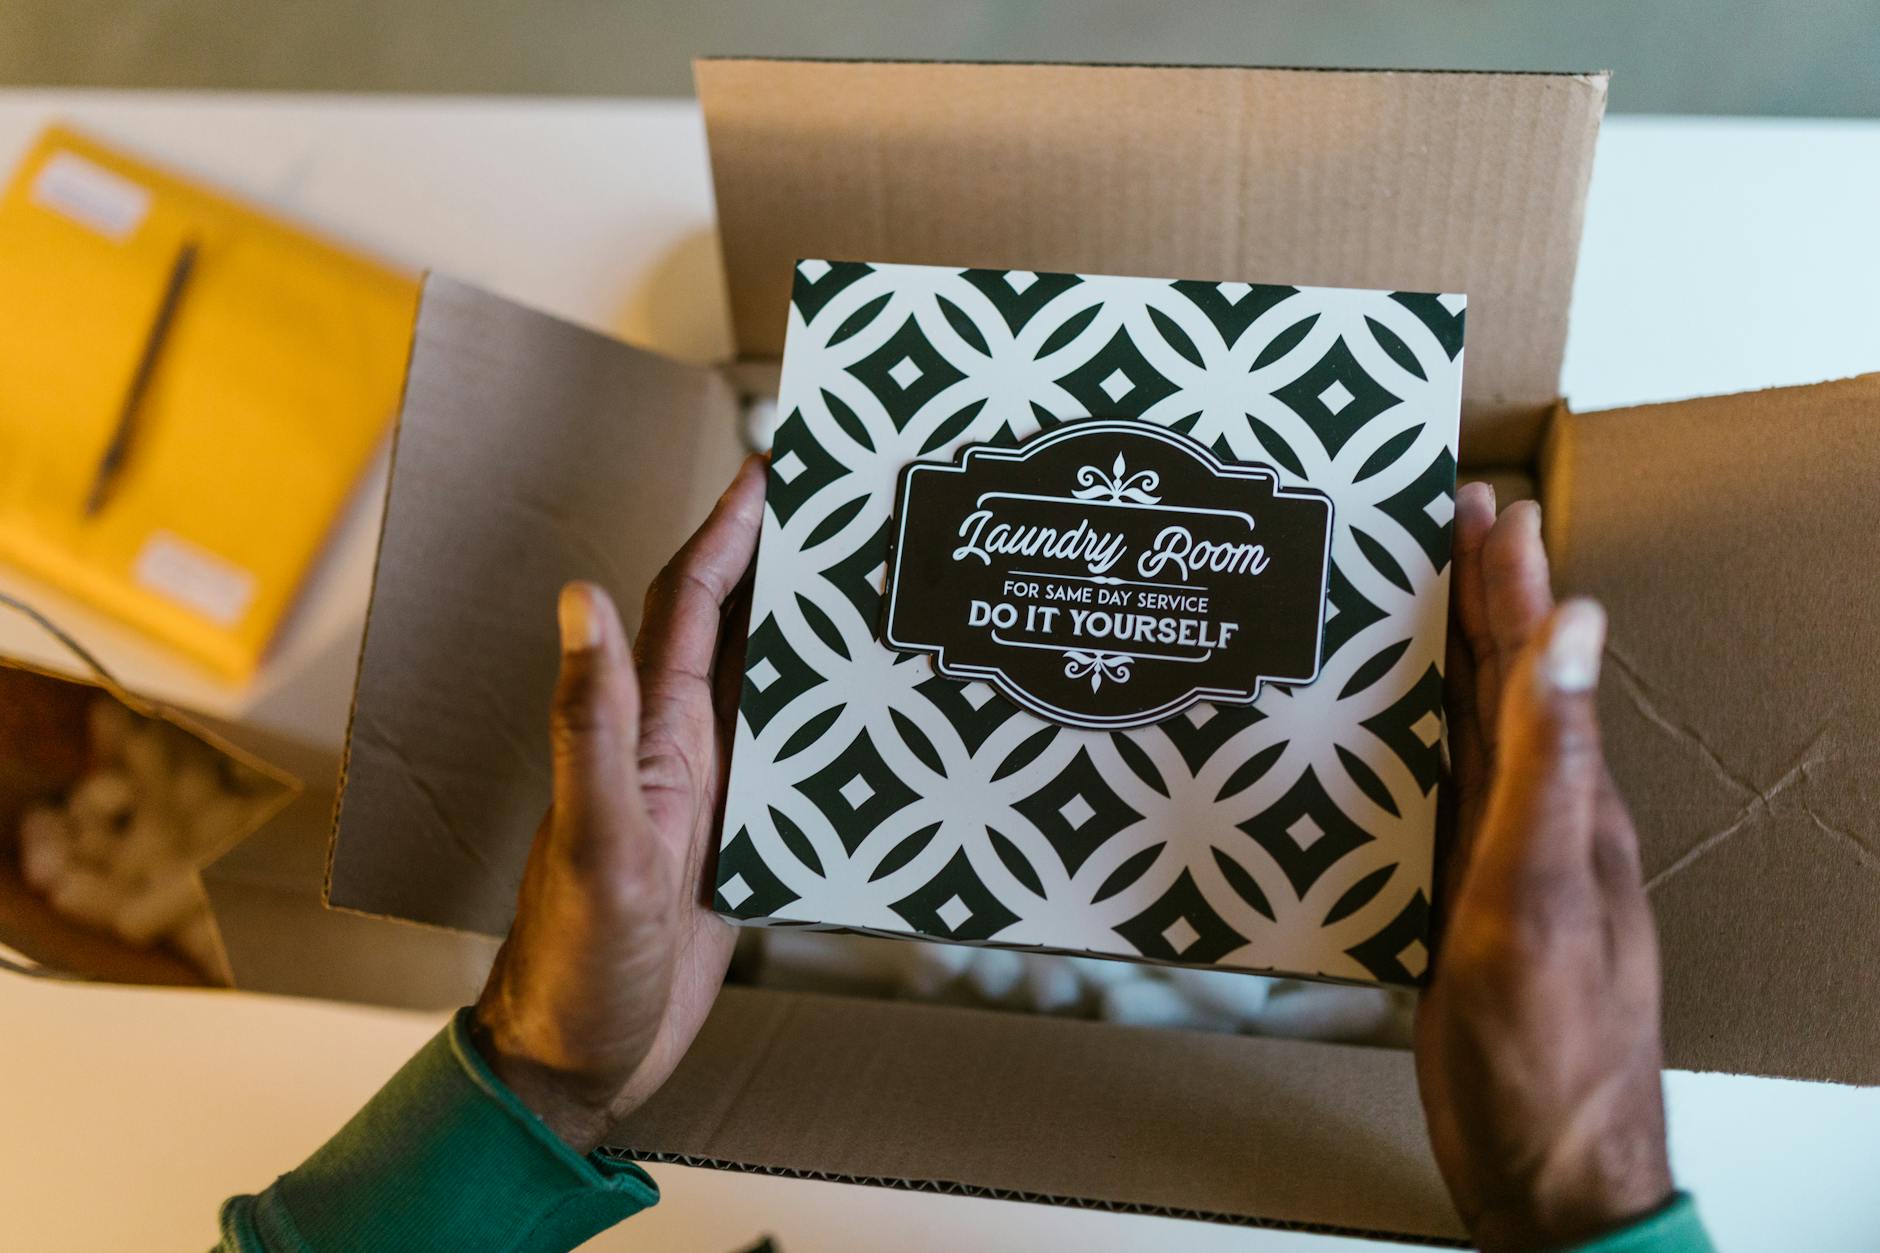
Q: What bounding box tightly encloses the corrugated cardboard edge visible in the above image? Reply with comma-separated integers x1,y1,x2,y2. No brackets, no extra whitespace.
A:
603,1153,1465,1248
604,986,1464,1243
1537,397,1576,558
322,270,429,926
703,54,1601,75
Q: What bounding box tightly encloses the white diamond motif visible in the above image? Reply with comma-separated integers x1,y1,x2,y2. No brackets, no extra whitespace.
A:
747,658,781,692
1099,368,1134,403
796,259,831,282
1411,710,1443,747
888,356,923,389
1004,270,1039,293
719,873,753,908
1318,380,1356,414
936,894,973,931
1438,292,1465,315
1287,814,1326,850
773,450,807,484
1162,917,1200,955
1399,937,1430,978
1185,704,1216,728
1059,794,1096,831
1216,280,1253,304
839,775,875,810
960,683,996,711
1424,493,1455,527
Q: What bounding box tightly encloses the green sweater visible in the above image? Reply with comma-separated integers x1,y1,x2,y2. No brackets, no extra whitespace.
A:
217,1009,1714,1253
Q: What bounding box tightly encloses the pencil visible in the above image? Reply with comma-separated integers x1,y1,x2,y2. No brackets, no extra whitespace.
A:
83,236,199,519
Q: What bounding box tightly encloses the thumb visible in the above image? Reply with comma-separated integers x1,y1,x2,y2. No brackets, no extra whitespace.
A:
550,582,644,852
1471,598,1610,903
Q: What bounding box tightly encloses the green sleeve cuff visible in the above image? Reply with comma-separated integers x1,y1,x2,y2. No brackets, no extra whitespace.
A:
1559,1193,1715,1253
221,1008,655,1252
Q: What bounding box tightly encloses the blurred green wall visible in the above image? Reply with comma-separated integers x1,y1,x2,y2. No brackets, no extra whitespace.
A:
4,0,1876,116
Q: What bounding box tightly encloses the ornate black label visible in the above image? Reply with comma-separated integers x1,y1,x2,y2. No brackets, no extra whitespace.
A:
883,420,1334,730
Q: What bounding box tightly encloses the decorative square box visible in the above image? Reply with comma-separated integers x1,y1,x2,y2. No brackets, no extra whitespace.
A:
717,260,1464,986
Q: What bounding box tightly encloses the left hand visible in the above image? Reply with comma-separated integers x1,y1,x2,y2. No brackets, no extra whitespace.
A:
472,455,765,1154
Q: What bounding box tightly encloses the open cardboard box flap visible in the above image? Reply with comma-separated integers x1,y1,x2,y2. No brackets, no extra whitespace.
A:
608,986,1451,1242
1546,374,1880,1087
328,277,743,932
698,58,1608,466
328,60,1876,1242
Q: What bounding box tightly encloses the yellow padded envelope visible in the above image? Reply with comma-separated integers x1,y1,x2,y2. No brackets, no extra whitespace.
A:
0,127,420,679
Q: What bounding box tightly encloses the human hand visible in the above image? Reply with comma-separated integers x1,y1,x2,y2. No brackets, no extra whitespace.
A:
471,455,765,1154
1415,486,1674,1252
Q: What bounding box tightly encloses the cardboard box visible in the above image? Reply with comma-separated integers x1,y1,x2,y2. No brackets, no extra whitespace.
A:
328,61,1875,1242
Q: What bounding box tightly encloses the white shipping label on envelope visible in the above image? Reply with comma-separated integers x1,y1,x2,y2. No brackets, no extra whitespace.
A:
32,151,152,242
134,532,256,627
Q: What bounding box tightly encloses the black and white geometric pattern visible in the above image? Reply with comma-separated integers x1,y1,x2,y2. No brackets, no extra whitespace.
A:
718,260,1463,987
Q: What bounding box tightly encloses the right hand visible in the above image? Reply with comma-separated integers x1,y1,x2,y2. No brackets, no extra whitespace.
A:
1415,485,1675,1252
472,455,765,1154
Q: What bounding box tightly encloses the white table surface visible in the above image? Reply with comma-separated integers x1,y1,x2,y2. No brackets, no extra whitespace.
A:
1,92,1877,1252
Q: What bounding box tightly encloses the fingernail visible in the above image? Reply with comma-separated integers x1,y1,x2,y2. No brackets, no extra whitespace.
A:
1543,599,1606,692
1516,499,1543,535
558,583,602,654
726,452,767,501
